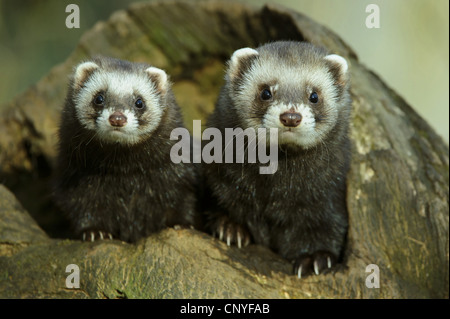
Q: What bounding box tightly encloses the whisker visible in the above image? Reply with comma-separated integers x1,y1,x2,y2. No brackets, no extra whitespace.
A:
221,124,246,159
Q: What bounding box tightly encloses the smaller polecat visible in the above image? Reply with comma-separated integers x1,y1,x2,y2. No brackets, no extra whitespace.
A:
54,56,200,243
204,41,351,278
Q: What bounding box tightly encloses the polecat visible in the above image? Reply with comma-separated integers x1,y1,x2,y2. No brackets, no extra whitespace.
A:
204,41,351,278
53,56,201,243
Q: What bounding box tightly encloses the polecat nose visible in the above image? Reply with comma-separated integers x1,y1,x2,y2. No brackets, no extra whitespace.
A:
109,111,127,127
280,112,302,127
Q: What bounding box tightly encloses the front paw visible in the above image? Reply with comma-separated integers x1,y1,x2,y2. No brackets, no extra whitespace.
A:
212,216,251,248
294,251,337,279
82,230,113,242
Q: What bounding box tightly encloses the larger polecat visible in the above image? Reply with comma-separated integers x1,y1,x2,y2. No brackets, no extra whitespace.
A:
54,56,200,243
204,41,351,278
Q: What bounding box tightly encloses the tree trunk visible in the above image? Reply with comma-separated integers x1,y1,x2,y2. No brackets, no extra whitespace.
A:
0,0,448,298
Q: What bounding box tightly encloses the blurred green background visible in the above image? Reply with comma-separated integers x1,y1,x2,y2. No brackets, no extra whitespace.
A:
0,0,448,142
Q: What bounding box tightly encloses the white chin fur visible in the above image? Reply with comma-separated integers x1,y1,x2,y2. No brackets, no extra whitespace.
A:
262,102,321,149
96,109,143,145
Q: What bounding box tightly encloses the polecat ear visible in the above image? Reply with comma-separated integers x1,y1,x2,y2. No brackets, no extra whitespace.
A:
228,47,259,81
324,54,349,86
145,67,169,94
73,61,99,88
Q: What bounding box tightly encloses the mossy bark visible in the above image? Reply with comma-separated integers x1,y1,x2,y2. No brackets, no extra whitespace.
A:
0,0,448,298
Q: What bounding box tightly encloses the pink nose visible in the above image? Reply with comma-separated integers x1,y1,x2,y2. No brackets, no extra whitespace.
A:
109,111,127,127
280,112,302,127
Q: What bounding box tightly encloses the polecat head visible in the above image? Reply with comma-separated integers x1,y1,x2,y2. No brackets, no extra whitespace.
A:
69,56,170,145
226,41,350,149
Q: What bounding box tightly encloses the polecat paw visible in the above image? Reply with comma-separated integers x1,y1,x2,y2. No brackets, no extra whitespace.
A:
294,251,337,278
82,230,113,242
212,216,251,248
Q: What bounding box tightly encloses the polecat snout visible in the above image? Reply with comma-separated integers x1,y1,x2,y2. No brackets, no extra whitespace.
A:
54,56,200,243
204,41,352,278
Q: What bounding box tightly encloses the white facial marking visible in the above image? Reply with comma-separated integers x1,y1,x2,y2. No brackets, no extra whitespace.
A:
263,102,320,149
230,51,344,149
95,108,142,144
74,69,164,145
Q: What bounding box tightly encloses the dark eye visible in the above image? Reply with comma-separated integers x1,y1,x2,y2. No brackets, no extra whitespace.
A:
260,88,272,101
135,98,145,109
94,94,104,105
309,92,319,104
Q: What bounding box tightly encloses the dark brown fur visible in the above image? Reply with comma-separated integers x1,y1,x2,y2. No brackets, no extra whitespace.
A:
53,57,201,242
204,42,351,276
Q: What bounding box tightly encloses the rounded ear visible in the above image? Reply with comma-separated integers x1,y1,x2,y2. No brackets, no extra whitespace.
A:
324,54,349,86
228,47,259,81
73,61,99,88
145,66,169,94
324,54,348,74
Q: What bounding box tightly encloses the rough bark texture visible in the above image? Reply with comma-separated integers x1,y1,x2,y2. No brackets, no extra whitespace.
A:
0,0,448,298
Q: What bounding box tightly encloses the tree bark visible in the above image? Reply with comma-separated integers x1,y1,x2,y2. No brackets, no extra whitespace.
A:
0,0,448,298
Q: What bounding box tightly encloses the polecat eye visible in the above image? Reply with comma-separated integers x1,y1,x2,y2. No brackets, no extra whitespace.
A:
309,92,319,104
94,94,105,105
260,88,272,101
135,98,145,109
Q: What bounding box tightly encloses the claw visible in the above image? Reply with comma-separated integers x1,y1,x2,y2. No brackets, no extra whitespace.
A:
237,232,242,249
314,261,319,275
214,217,251,248
297,265,302,279
244,236,250,247
82,230,113,242
327,257,332,269
219,226,224,241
